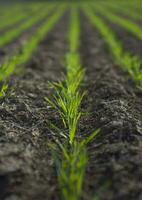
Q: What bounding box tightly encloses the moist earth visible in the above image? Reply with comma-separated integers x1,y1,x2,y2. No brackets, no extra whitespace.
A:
106,20,142,59
0,13,142,200
0,16,68,200
80,16,142,200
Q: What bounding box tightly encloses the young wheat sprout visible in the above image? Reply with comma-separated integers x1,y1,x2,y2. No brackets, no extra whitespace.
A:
46,5,100,200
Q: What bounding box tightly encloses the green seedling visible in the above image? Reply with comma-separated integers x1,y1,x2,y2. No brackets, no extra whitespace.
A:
48,128,100,200
46,6,100,200
0,57,18,82
0,84,8,98
46,80,85,145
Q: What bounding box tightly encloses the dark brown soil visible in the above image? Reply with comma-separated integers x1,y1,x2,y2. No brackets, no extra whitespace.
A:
0,16,68,200
80,16,142,200
93,11,142,60
0,28,36,62
0,12,142,200
103,18,142,59
0,9,54,63
0,6,47,35
102,8,142,27
0,15,32,35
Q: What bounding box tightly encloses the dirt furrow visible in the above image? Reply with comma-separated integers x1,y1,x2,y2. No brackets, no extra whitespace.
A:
79,16,142,200
0,15,68,200
100,16,142,59
0,10,55,63
101,9,142,27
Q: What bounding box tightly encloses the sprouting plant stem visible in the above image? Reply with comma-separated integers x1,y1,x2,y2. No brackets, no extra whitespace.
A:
46,5,100,200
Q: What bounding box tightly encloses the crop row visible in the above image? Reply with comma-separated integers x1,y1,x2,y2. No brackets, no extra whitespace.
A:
99,1,142,21
0,5,56,48
94,4,142,41
0,2,141,199
0,3,45,31
0,5,66,98
0,2,41,20
46,6,99,200
102,0,142,10
0,4,26,18
83,6,142,87
0,4,100,199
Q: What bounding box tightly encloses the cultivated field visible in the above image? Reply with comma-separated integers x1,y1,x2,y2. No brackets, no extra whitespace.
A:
0,0,142,200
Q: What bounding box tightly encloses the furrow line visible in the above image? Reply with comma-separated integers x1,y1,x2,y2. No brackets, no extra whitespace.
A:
83,6,142,87
0,4,55,48
0,5,66,98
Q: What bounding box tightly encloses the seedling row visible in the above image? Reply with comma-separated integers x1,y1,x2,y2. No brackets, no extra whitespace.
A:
0,1,142,200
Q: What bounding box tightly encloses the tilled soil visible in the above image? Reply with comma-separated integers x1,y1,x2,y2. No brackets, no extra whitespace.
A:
94,11,142,60
80,17,142,200
0,16,68,200
103,9,142,27
102,18,142,59
0,14,33,35
0,13,142,200
0,6,47,35
0,9,54,63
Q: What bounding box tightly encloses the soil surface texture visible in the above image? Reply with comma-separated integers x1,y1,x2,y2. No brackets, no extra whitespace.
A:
80,16,142,200
102,17,142,59
0,16,68,200
0,13,142,200
0,9,54,63
94,12,142,60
